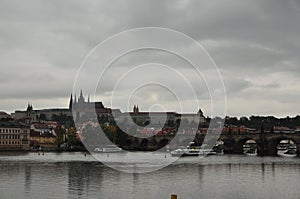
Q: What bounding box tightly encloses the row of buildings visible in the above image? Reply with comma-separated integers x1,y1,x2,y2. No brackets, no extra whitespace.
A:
1,90,207,151
0,120,60,151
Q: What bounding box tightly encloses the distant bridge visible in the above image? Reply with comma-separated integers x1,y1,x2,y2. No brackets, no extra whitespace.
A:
128,132,300,156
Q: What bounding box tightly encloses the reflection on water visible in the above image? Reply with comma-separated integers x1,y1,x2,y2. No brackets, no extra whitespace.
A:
0,153,300,199
24,164,31,193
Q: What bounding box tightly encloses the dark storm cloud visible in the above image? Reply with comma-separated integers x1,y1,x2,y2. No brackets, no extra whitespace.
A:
0,0,299,116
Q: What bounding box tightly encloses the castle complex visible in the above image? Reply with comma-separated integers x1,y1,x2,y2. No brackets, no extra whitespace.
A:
11,90,206,127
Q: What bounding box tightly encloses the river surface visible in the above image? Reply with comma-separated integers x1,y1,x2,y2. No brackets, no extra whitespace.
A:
0,152,300,199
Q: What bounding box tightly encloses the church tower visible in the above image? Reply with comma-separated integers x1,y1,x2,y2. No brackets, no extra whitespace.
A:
133,105,139,113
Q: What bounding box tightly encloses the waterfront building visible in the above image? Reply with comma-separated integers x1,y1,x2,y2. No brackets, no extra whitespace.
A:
29,122,57,150
0,121,30,151
29,131,57,150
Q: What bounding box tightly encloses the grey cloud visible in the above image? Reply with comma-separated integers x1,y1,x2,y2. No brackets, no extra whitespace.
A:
0,0,299,116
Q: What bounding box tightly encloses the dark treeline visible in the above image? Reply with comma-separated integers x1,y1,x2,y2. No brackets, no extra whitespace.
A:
222,115,300,130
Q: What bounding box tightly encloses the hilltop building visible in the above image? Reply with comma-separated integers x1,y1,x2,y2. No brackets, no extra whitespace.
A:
12,104,72,125
11,90,207,127
114,105,206,127
70,90,113,123
0,112,11,120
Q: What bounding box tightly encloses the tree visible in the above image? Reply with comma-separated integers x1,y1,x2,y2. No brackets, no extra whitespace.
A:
55,126,66,146
67,127,80,146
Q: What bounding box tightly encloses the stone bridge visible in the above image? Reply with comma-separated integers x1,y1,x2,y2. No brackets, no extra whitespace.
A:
131,132,300,156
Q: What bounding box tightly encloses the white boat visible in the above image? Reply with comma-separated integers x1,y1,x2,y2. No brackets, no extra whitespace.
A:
170,143,215,157
213,140,224,155
170,148,203,157
243,146,257,156
243,140,257,156
277,140,297,157
94,145,123,153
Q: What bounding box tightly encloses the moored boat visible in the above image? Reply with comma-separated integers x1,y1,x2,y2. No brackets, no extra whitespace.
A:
170,142,215,157
243,140,257,156
213,140,224,155
170,148,203,157
243,147,257,156
277,140,297,157
94,145,123,153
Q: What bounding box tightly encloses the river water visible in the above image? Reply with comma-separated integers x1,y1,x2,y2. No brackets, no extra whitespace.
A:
0,152,300,199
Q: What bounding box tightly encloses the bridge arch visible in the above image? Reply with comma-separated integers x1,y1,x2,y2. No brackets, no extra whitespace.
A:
267,137,297,156
140,139,149,149
222,138,236,153
235,138,258,153
158,139,170,149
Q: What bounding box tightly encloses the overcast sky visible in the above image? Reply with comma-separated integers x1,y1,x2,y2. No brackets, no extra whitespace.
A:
0,0,300,117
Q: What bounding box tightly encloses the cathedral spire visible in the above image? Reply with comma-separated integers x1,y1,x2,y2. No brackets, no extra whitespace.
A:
78,90,85,103
69,93,73,110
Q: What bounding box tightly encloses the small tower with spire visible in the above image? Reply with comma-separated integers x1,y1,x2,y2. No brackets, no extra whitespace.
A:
133,105,139,113
197,108,203,117
133,105,136,112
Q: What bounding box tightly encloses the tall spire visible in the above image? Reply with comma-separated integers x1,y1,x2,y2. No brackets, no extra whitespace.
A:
88,95,90,103
78,89,85,103
69,94,73,110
